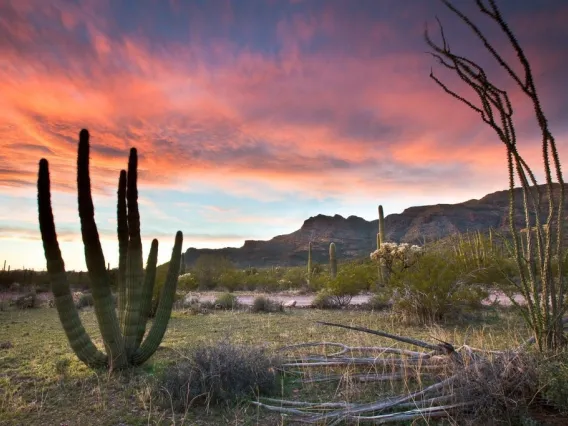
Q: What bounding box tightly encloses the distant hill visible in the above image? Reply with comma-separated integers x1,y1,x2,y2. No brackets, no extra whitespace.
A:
183,184,568,268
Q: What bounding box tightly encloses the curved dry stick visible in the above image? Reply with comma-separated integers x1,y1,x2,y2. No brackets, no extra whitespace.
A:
316,321,454,354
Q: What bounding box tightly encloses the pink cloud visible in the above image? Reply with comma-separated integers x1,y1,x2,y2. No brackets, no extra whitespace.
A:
0,0,565,204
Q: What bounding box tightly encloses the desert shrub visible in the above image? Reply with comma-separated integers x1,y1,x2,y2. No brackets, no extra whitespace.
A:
34,284,50,293
214,292,239,310
156,342,280,410
387,249,489,323
325,261,375,307
218,269,245,292
282,266,309,288
75,292,94,309
177,273,198,291
251,296,283,313
537,352,568,412
362,292,392,311
0,298,9,311
193,254,235,290
311,289,337,309
15,291,39,309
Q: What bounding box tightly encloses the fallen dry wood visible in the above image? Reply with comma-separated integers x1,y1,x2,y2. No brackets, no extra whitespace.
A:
254,319,557,424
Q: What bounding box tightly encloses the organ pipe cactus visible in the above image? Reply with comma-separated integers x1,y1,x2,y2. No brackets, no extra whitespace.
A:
37,129,183,370
329,242,337,279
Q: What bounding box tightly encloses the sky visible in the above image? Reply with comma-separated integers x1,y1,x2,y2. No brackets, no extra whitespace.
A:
0,0,567,272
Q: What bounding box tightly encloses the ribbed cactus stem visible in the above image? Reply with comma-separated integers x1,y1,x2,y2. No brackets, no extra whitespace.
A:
132,231,183,366
123,148,145,359
329,242,337,279
134,239,158,351
38,158,107,368
117,170,128,328
77,129,127,370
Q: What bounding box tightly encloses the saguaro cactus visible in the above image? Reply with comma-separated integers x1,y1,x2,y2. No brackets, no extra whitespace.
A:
307,241,312,281
378,205,385,246
329,242,337,279
377,205,386,286
37,129,183,370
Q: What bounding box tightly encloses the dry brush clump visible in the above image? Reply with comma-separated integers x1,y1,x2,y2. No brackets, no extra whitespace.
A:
253,321,568,424
155,342,281,411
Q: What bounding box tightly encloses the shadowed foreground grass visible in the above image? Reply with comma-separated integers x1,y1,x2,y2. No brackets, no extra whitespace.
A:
0,306,528,425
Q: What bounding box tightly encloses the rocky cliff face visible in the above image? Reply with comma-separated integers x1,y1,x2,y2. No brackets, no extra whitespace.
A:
183,184,568,268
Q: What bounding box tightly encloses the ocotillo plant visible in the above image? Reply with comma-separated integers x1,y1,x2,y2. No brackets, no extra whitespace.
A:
37,129,183,370
329,242,337,279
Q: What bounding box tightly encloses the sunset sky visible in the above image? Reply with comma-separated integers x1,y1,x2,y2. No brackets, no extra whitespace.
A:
1,0,567,271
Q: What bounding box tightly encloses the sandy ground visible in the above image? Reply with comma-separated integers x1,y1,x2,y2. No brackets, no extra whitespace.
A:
186,290,526,307
1,289,526,307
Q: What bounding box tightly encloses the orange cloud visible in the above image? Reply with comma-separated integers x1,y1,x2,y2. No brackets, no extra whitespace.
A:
0,0,566,202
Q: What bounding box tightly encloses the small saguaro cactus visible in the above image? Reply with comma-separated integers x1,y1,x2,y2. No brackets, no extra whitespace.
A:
179,253,186,276
329,242,337,279
37,129,183,371
307,241,313,280
378,205,385,246
377,205,386,286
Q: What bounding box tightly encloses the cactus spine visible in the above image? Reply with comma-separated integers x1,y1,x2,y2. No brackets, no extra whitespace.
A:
37,129,183,370
329,242,337,279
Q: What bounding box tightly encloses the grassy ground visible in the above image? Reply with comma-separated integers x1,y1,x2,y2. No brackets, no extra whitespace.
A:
0,305,530,425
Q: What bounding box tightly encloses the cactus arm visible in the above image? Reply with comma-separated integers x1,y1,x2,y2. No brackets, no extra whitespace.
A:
123,148,146,358
77,129,127,370
329,242,337,279
117,170,128,328
134,239,158,350
132,231,183,365
38,158,107,368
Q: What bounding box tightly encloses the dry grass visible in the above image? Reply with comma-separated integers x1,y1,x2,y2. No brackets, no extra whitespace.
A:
0,303,557,425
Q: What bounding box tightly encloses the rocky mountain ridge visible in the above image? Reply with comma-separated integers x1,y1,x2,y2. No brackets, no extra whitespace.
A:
184,184,568,268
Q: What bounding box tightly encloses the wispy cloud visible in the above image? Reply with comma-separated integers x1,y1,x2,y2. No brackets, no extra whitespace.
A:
0,0,566,269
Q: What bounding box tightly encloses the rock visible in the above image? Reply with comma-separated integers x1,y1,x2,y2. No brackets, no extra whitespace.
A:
283,300,297,308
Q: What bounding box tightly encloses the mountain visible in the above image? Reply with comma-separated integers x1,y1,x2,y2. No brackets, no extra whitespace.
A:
183,184,568,268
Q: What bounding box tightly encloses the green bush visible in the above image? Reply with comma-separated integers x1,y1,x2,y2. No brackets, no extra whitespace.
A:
537,352,568,412
311,289,337,309
156,342,280,410
326,261,375,306
251,296,283,313
387,248,489,324
15,291,39,309
214,292,239,310
193,254,235,290
75,292,94,309
363,292,392,311
218,269,245,292
177,273,198,291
